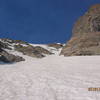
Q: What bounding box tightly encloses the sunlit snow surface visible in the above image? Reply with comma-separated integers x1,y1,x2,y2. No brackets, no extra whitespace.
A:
0,50,100,99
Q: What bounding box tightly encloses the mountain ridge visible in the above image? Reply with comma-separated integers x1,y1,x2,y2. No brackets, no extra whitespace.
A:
0,38,63,63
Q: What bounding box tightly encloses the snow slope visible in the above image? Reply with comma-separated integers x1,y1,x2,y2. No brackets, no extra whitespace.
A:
0,54,100,100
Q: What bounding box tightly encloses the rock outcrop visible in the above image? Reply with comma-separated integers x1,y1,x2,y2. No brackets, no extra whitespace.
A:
0,50,25,63
73,4,100,36
14,45,52,58
61,4,100,56
0,38,62,63
0,41,25,63
0,38,54,60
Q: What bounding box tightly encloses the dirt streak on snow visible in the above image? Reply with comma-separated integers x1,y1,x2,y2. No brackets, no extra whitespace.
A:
0,55,100,100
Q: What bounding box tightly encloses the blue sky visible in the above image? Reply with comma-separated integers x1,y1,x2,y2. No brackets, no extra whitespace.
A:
0,0,100,43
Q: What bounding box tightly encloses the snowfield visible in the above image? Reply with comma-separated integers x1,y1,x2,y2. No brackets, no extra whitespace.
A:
0,55,100,100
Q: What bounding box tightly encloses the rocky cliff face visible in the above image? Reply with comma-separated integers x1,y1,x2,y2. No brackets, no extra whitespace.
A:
61,4,100,56
73,4,100,36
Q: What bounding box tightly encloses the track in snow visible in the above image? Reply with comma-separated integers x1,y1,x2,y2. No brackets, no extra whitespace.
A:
0,55,100,100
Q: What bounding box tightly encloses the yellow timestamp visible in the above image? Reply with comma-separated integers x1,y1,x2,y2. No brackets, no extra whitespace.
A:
88,87,100,91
